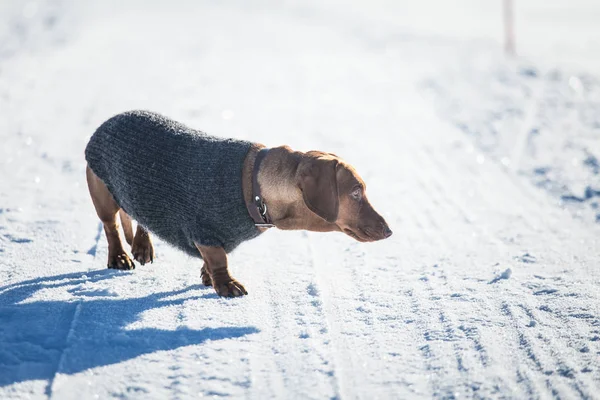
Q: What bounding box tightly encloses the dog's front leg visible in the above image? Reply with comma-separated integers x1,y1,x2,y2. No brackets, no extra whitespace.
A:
194,244,247,297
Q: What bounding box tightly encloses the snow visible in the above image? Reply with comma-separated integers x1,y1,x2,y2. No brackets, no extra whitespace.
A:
1,0,599,398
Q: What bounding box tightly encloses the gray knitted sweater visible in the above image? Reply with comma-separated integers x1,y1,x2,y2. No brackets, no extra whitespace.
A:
85,110,261,257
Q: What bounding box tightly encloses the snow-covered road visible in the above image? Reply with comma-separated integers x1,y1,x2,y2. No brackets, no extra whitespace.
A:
1,1,599,399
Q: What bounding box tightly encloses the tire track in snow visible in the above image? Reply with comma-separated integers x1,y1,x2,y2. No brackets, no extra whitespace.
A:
234,239,287,399
243,231,339,399
400,175,467,398
45,302,82,398
404,288,443,396
405,283,459,399
412,138,597,398
405,210,493,398
506,295,599,398
441,184,595,397
85,222,103,257
344,121,510,397
306,233,376,400
402,139,515,398
499,302,560,398
46,221,104,398
301,233,344,399
406,134,573,398
307,228,428,398
418,171,551,398
509,70,547,174
523,279,600,374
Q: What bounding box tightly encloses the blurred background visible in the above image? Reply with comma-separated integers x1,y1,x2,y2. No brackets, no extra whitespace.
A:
1,0,599,224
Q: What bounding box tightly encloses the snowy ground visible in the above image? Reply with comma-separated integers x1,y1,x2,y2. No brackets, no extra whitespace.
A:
1,1,599,399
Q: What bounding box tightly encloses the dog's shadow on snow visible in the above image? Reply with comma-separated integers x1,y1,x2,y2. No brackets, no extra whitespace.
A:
0,269,259,388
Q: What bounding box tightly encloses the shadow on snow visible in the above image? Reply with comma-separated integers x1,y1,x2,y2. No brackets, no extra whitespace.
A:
0,269,259,388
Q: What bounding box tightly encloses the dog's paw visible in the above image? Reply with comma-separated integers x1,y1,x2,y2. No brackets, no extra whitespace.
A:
108,253,135,270
131,237,154,266
214,279,247,298
201,264,212,287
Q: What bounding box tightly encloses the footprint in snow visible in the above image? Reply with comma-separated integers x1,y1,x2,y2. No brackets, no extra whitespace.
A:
2,233,33,243
515,253,536,263
488,268,512,284
533,288,558,296
68,286,119,297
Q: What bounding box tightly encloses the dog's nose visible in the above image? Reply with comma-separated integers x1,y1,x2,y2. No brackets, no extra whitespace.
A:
383,227,393,238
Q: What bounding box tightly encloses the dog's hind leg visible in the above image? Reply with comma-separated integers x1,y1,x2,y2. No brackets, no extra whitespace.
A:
132,224,154,265
120,209,155,265
86,165,135,270
119,210,134,246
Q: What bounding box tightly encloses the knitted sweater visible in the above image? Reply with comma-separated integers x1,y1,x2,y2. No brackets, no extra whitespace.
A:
85,110,261,257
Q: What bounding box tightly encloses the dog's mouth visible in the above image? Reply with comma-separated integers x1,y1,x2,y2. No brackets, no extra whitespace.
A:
343,226,391,242
343,228,372,243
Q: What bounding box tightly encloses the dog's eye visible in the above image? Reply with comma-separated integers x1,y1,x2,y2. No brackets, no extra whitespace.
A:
351,188,362,201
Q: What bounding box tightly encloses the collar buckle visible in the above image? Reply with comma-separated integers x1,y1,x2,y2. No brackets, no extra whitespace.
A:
248,148,275,228
254,195,274,227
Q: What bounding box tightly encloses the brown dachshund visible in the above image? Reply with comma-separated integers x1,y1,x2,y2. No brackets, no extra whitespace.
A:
87,142,391,297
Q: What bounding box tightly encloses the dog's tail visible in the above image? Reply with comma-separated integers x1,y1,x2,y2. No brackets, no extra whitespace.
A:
119,210,134,245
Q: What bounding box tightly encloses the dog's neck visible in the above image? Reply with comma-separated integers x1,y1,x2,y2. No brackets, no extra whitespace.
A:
242,144,266,226
243,145,338,232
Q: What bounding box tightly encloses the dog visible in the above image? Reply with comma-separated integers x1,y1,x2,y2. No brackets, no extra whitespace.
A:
85,111,391,297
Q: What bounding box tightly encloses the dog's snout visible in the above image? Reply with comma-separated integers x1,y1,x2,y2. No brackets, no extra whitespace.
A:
383,226,393,238
358,209,392,241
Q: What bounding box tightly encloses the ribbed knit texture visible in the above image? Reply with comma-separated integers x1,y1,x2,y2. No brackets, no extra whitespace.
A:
85,110,261,257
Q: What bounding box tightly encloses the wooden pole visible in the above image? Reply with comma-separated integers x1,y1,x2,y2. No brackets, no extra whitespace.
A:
504,0,515,56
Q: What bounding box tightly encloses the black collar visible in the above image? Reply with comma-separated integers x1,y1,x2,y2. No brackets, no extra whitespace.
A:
248,148,274,228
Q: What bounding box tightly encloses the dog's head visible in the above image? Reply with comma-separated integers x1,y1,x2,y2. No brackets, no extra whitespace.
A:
297,151,392,242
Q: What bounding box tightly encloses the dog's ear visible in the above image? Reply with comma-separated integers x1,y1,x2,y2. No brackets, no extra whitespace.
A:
298,157,339,223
